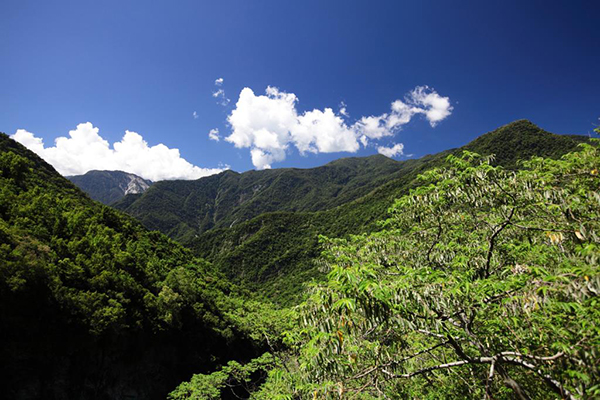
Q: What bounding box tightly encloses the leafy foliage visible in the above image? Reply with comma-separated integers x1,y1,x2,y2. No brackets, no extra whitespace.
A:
178,142,599,399
2,120,595,399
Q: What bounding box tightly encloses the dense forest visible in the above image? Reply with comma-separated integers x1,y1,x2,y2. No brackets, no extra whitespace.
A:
0,134,271,399
1,120,598,399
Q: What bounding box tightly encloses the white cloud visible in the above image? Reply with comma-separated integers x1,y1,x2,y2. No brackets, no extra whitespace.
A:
226,87,297,169
377,143,405,158
408,86,453,127
212,88,230,106
339,101,349,117
224,85,452,169
208,128,220,142
193,111,199,119
353,86,453,141
212,78,230,106
354,115,392,141
292,108,358,154
11,122,224,181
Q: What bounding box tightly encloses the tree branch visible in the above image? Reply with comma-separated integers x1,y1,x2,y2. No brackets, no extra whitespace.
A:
380,351,576,400
483,206,515,278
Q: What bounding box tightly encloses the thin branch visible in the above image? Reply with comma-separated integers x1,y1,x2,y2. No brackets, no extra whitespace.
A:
500,355,576,400
485,358,496,399
397,340,450,364
383,359,471,378
498,351,564,362
483,206,515,278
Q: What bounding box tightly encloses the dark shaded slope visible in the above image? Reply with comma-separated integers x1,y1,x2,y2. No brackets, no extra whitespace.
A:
189,120,588,303
113,154,410,243
67,170,152,205
0,133,258,400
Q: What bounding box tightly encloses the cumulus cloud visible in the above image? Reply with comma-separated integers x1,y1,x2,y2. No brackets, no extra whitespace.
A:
215,77,224,86
193,111,199,119
11,122,224,181
208,128,220,142
377,143,405,158
409,86,453,126
225,85,452,169
293,108,358,154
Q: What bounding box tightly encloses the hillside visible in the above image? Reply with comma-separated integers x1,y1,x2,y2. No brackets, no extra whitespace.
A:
112,153,412,243
0,133,260,399
67,170,152,205
187,120,589,303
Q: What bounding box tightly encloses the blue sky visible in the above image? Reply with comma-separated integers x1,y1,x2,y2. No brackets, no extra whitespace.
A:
1,0,598,179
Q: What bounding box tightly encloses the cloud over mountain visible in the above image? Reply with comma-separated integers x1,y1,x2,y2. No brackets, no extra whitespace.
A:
377,143,405,158
12,123,224,181
225,85,452,169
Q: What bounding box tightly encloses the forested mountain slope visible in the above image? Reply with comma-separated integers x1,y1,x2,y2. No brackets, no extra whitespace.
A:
188,120,588,302
67,169,152,205
0,133,260,399
113,153,413,243
177,139,600,400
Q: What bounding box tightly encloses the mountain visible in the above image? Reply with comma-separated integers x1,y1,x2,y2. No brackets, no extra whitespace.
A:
0,120,591,397
187,120,589,302
67,170,152,205
0,133,259,399
461,118,589,167
110,120,587,304
113,154,414,243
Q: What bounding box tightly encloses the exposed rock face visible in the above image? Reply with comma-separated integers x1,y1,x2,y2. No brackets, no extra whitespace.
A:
124,173,152,195
67,170,153,205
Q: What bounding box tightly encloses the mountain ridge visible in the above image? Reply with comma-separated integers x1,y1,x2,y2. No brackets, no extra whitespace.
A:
61,120,589,303
113,120,587,244
186,120,589,302
112,152,412,242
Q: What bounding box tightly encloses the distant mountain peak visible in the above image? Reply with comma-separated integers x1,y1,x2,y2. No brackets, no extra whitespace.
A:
67,170,153,205
462,119,586,168
494,119,547,135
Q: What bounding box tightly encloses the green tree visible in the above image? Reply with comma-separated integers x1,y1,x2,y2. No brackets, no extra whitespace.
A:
239,143,599,399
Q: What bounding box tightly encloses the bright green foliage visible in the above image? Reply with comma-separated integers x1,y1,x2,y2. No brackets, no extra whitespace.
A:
168,353,277,400
219,143,599,399
169,300,298,399
3,121,597,399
